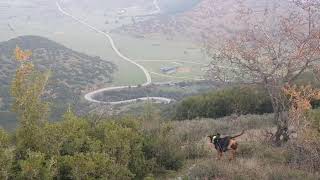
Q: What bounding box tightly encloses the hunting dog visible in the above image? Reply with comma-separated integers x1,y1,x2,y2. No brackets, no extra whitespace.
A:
208,130,244,160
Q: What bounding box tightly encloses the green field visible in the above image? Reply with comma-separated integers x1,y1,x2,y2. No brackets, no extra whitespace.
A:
112,33,210,82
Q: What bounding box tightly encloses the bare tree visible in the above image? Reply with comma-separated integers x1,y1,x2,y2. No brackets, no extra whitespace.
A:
207,0,320,145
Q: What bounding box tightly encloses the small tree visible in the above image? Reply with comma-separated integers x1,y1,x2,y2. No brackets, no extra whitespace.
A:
11,46,50,153
283,84,320,134
18,151,57,179
207,1,320,145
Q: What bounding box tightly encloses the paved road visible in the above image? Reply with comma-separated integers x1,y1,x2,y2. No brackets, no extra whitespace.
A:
56,1,152,86
56,0,221,105
153,0,161,14
56,1,176,104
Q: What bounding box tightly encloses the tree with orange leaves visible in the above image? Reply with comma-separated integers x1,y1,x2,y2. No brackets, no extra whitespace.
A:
207,1,320,145
283,84,320,132
14,46,32,62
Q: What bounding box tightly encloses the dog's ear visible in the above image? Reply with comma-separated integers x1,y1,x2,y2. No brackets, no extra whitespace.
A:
216,133,221,137
207,135,215,141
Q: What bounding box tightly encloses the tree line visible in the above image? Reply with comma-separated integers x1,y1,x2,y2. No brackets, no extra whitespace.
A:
174,86,274,120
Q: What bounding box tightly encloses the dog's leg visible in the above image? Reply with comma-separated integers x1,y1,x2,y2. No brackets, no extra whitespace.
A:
228,140,238,161
217,151,223,160
229,149,236,161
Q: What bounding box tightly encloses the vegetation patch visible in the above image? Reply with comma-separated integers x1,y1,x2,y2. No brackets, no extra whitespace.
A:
0,36,116,118
174,86,273,120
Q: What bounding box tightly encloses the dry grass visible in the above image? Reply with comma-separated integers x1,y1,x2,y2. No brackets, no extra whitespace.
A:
170,114,275,144
163,113,320,180
186,142,318,180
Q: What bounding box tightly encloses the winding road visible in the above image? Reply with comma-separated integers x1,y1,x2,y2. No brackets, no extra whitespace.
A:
153,0,161,14
56,0,204,105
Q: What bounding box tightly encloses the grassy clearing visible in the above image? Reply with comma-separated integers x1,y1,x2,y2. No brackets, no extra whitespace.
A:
155,113,320,179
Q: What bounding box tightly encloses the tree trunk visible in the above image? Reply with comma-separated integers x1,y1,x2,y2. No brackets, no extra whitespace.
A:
270,97,289,146
266,85,290,146
273,109,289,146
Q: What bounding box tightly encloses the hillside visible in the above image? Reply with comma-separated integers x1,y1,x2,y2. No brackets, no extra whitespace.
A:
62,0,149,9
114,0,291,41
158,0,202,14
0,36,116,112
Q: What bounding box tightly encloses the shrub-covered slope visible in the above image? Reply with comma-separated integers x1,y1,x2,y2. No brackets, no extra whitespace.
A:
0,35,116,111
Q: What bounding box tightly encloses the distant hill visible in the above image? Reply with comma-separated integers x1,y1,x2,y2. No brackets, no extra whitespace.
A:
158,0,202,14
115,0,292,41
0,35,116,112
62,0,149,10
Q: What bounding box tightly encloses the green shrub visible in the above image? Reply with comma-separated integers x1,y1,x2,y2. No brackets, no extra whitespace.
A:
307,109,320,132
60,152,133,180
143,124,185,173
18,151,57,180
174,86,273,120
0,148,14,179
0,128,10,149
143,135,184,172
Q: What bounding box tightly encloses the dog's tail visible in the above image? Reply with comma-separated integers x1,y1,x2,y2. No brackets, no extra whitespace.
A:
231,130,245,139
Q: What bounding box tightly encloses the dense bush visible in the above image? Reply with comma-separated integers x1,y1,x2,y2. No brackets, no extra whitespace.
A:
143,123,185,173
174,86,273,120
0,111,185,179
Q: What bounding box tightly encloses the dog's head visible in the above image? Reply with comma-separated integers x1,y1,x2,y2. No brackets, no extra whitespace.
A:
208,133,221,142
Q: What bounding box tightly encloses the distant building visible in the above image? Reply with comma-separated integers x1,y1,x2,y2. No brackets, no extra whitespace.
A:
160,66,178,74
117,9,126,15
